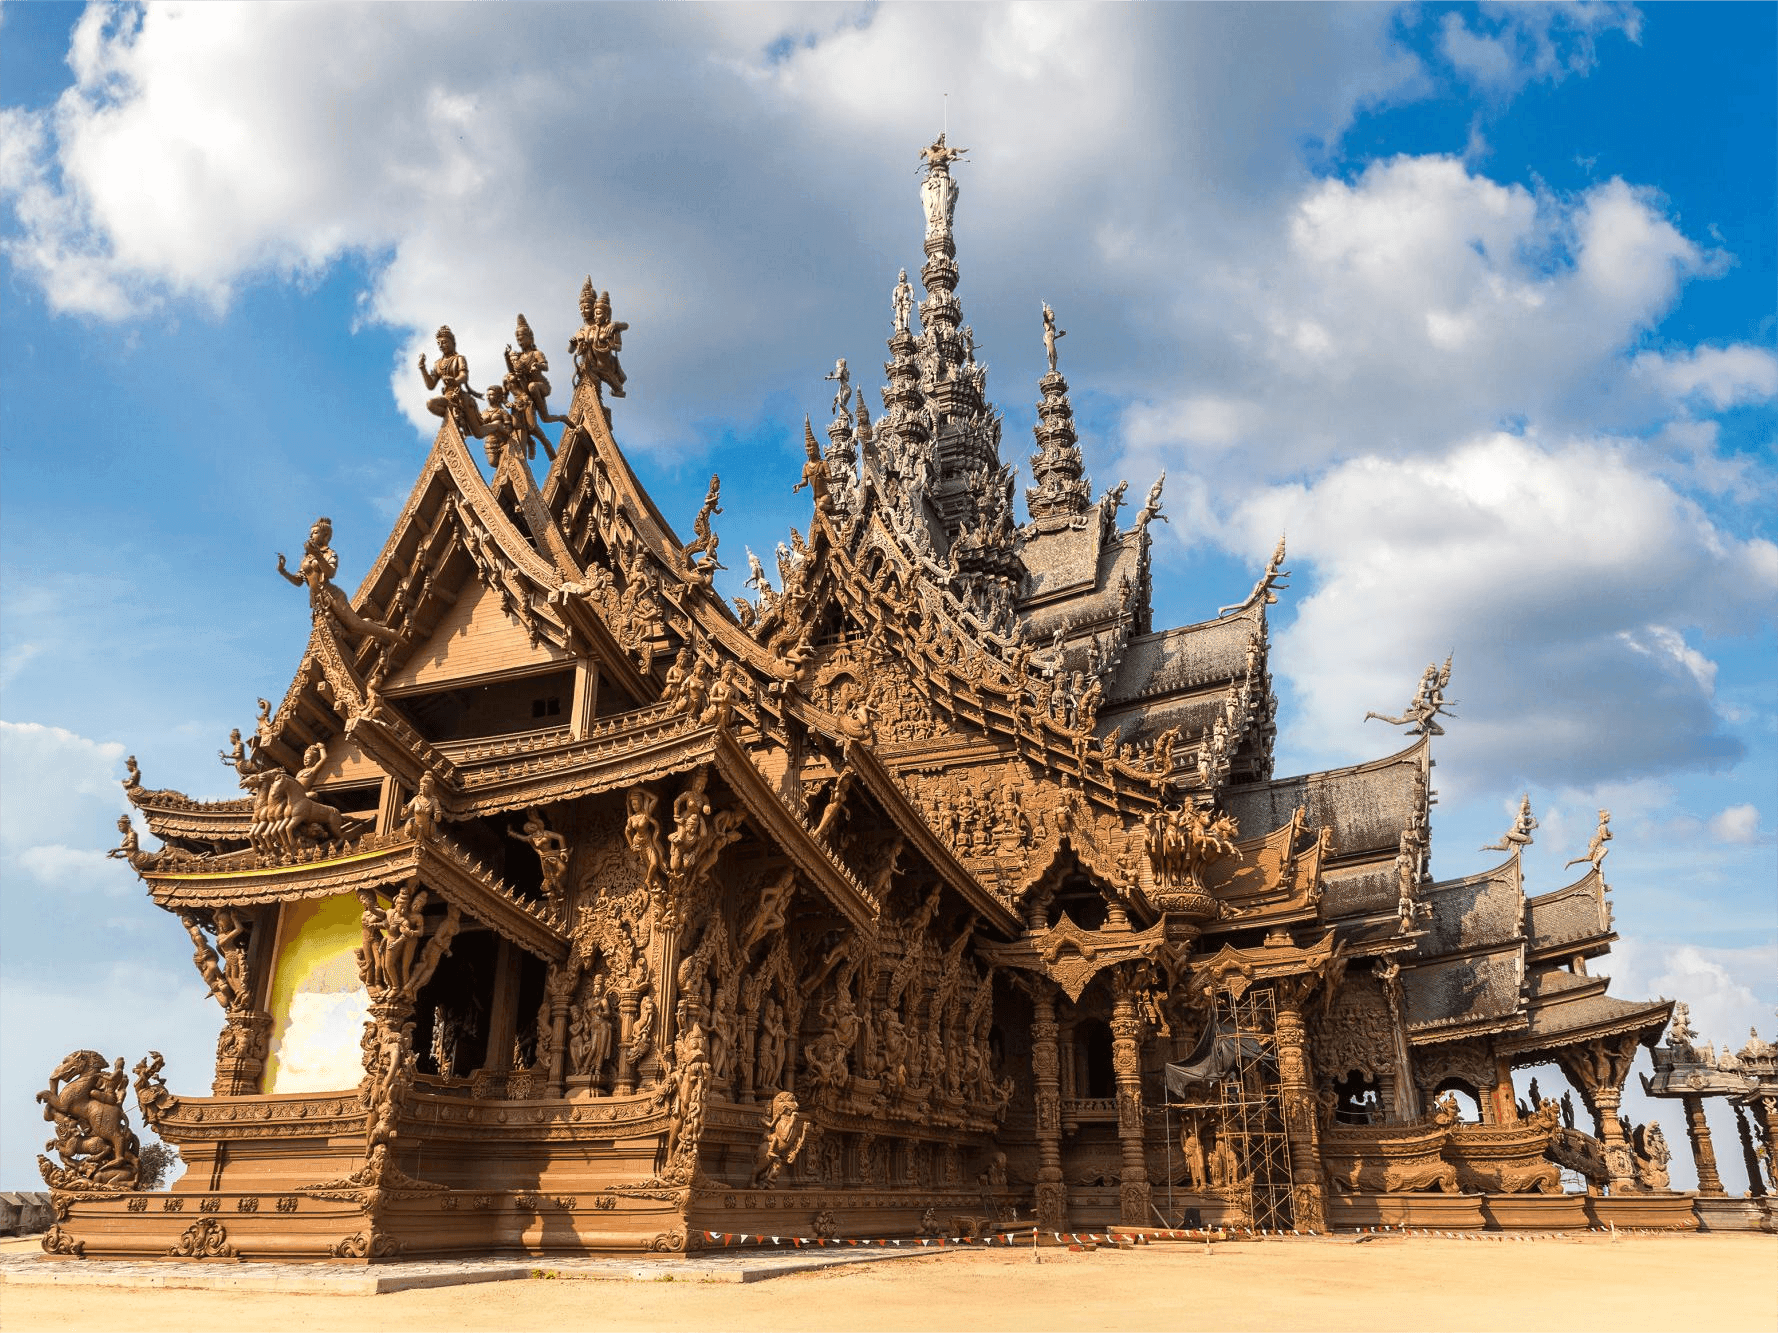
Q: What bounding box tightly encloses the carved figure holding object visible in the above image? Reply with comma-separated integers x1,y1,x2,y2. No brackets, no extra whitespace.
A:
569,279,629,399
401,772,443,841
503,312,565,459
417,324,483,438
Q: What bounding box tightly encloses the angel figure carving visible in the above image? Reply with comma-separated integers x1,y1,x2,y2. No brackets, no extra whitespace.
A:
1365,655,1455,737
1564,809,1613,872
276,516,398,646
1481,794,1539,852
824,358,851,420
509,808,571,917
503,312,565,460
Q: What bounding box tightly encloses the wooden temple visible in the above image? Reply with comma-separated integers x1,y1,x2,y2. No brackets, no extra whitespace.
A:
40,137,1726,1262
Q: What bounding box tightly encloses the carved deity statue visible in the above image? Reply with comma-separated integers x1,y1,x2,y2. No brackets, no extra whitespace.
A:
1481,794,1539,853
1041,303,1066,376
1564,810,1612,872
504,312,565,460
918,134,966,241
1632,1121,1672,1190
569,278,629,400
276,516,398,646
400,772,443,841
108,815,155,871
750,1091,811,1188
417,325,483,439
477,382,519,469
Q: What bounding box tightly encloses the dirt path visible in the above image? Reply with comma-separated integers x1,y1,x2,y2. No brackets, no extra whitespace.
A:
3,1234,1773,1332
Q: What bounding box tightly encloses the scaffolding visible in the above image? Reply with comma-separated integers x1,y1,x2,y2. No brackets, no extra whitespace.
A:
1164,985,1295,1231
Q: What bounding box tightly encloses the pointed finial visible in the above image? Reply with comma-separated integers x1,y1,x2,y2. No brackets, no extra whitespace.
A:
804,416,820,461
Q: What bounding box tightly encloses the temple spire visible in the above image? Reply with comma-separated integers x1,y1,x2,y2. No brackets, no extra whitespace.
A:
1026,302,1090,527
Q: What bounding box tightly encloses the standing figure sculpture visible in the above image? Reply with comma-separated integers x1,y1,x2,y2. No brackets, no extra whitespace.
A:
1565,809,1613,872
918,133,966,243
683,475,724,576
1134,472,1167,532
891,269,914,335
569,279,629,400
1482,794,1540,853
276,517,398,645
750,1091,811,1188
1041,303,1066,376
477,382,519,469
417,325,483,438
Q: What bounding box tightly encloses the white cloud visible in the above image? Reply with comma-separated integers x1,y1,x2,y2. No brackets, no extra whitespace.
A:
16,843,131,894
1708,803,1762,844
1438,4,1643,98
0,720,127,853
1226,432,1773,791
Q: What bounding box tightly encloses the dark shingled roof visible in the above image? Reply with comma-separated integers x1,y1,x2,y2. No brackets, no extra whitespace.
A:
1224,737,1428,851
1402,946,1527,1037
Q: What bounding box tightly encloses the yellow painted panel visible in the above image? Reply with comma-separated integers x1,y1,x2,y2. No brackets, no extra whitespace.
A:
262,893,372,1094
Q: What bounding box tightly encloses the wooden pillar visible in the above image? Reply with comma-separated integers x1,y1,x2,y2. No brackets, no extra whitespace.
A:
1753,1095,1778,1193
1683,1094,1724,1195
484,939,521,1075
375,777,407,837
1490,1054,1518,1124
1110,978,1150,1226
1735,1104,1769,1197
1558,1036,1640,1196
1030,985,1066,1232
570,661,600,740
1274,981,1328,1233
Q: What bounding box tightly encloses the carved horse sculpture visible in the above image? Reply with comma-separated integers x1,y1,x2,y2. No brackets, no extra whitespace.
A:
242,768,360,856
38,1050,141,1188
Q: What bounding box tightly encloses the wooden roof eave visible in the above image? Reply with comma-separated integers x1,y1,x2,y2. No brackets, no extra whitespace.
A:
143,838,422,910
448,716,719,820
418,836,568,963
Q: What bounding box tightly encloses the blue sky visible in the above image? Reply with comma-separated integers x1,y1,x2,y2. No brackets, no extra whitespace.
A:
1,2,1773,1191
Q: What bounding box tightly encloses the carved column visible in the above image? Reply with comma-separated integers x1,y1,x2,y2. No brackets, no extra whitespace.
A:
1030,985,1066,1232
1735,1104,1768,1197
1110,978,1150,1227
1558,1036,1639,1196
1377,962,1418,1123
1274,980,1328,1233
1752,1094,1778,1192
1682,1094,1724,1195
1490,1054,1518,1124
613,985,642,1096
212,1011,273,1096
545,962,576,1099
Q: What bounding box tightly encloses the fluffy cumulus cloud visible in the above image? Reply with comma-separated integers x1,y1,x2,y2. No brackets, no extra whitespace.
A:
1,4,1771,795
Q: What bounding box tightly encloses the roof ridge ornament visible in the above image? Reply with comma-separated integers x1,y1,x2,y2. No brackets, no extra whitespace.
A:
1563,809,1612,872
1480,793,1539,852
1364,653,1455,736
1218,535,1289,616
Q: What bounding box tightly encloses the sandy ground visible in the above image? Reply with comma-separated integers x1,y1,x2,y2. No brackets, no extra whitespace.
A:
2,1233,1773,1333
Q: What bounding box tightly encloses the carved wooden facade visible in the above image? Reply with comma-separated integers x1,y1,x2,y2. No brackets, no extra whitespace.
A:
43,139,1688,1259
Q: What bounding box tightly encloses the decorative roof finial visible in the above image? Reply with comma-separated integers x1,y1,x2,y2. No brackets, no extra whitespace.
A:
1481,794,1539,852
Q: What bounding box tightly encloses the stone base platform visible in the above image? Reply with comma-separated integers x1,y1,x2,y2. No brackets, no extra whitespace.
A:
1693,1196,1775,1233
1585,1195,1699,1231
1478,1194,1590,1230
1326,1193,1486,1230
